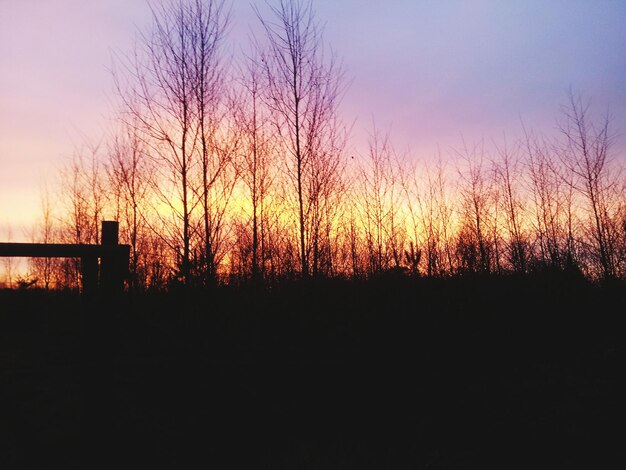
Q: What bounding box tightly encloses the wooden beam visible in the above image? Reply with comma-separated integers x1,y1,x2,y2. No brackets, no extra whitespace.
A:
0,243,127,259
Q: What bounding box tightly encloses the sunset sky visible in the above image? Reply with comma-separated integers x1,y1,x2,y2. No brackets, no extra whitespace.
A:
1,0,625,239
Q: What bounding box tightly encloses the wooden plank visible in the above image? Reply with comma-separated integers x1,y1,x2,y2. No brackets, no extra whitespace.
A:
0,243,128,258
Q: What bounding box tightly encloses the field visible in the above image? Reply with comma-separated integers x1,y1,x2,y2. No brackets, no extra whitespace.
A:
1,272,625,468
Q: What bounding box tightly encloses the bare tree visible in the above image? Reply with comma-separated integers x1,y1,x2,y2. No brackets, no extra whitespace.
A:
233,55,276,282
107,120,154,288
455,140,493,273
556,92,621,279
61,147,103,246
525,130,565,269
29,182,58,289
58,145,106,288
358,129,405,276
400,160,436,277
116,0,196,284
493,140,528,273
115,0,232,286
189,0,232,285
255,0,345,278
433,157,456,275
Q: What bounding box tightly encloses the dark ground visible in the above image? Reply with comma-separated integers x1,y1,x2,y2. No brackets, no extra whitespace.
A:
1,272,625,469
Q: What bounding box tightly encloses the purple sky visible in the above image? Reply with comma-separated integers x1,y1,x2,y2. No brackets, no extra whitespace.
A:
1,0,625,237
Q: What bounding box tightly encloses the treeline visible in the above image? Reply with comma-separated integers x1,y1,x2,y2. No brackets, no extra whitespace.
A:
24,0,626,289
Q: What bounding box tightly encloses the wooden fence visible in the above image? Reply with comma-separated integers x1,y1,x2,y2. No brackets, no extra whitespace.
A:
0,221,130,294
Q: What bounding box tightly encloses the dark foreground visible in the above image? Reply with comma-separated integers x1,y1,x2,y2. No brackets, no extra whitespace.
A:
1,272,625,469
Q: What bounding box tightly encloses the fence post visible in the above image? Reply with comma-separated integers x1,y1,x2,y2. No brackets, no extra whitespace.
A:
100,221,127,294
102,221,119,246
81,256,98,296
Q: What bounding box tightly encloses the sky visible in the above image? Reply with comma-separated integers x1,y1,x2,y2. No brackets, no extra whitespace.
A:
1,0,625,239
